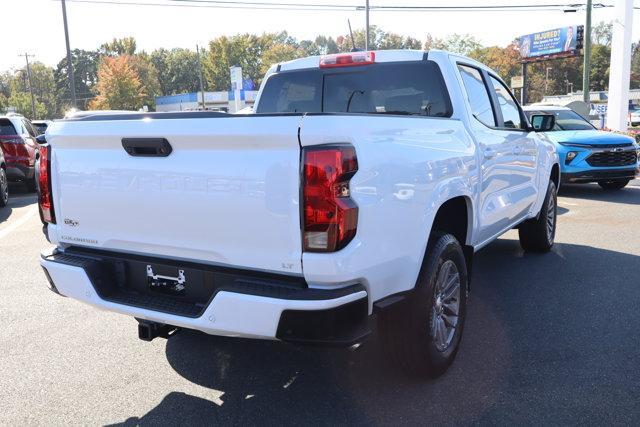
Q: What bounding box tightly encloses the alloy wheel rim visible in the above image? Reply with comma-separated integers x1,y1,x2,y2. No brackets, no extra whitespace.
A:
0,172,7,204
431,260,461,352
546,194,556,242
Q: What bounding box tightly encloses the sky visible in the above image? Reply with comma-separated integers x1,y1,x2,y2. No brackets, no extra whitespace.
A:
1,0,640,72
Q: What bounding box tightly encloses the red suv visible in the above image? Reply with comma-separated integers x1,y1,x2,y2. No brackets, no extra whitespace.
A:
0,114,39,192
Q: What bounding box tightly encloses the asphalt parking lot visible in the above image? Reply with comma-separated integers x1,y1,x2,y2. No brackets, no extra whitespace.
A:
1,181,639,425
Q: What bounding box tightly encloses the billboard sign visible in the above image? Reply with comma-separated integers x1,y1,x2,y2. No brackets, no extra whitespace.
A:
518,26,583,62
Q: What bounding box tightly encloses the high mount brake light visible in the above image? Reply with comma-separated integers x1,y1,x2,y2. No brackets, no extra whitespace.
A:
302,145,358,252
319,51,376,68
38,144,55,224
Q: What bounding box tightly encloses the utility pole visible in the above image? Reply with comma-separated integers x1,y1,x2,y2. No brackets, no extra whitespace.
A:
20,53,36,120
196,44,206,110
582,0,592,104
61,0,77,108
365,0,370,50
521,63,528,105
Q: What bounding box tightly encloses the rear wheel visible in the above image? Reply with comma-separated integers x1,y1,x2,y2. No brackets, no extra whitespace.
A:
378,233,468,378
518,180,557,253
0,169,9,207
598,179,630,191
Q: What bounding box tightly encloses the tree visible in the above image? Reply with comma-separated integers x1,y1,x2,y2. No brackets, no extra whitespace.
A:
260,44,302,76
592,21,612,47
7,92,47,119
203,33,275,91
131,54,160,108
151,48,202,95
469,43,521,80
427,33,482,56
589,43,611,91
298,36,339,56
89,55,146,110
54,49,100,112
335,26,420,52
100,36,137,56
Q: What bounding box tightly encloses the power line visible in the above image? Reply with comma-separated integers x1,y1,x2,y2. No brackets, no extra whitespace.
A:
60,0,614,13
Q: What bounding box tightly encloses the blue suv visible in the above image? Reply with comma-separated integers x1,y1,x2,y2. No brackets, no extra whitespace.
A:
524,106,639,190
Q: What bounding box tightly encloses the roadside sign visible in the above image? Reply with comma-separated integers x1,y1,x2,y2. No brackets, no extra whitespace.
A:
518,25,584,63
511,76,524,89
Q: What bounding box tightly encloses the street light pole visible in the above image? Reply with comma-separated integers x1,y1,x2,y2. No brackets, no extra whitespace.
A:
365,0,370,50
20,53,37,120
61,0,77,108
582,0,592,104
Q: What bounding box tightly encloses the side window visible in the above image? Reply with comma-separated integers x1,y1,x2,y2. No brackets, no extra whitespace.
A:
489,76,524,130
457,64,495,127
23,120,36,137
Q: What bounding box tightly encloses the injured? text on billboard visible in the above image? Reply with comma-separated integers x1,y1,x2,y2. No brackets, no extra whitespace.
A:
518,26,584,62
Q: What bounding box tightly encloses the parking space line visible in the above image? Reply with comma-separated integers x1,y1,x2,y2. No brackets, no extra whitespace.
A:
0,208,38,241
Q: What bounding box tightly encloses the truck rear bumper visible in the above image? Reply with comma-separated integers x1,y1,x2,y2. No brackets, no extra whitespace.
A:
40,248,370,346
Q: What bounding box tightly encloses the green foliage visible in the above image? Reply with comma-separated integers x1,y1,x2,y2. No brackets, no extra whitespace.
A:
54,49,100,111
4,24,640,115
100,37,137,56
150,48,202,95
6,92,48,119
203,33,276,90
425,33,482,56
590,44,611,91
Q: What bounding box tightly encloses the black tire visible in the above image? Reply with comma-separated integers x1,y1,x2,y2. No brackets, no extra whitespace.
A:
378,233,468,378
25,177,37,193
598,179,630,191
0,168,8,208
518,180,557,253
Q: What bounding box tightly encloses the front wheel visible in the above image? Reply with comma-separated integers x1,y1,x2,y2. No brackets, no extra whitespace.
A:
378,233,468,378
0,169,9,208
518,180,557,253
598,179,630,191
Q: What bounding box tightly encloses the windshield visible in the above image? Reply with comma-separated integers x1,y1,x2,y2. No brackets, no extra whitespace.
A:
256,61,452,117
525,109,594,131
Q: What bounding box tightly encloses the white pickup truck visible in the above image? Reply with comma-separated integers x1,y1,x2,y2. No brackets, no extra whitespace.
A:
39,50,559,377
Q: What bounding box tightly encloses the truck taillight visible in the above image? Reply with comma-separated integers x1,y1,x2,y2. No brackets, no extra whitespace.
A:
319,51,375,68
38,145,55,224
303,145,358,252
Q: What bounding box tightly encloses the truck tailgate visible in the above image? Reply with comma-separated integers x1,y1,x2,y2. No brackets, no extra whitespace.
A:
47,115,304,275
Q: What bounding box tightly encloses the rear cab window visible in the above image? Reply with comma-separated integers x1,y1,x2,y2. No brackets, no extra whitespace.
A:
0,119,17,136
256,61,452,117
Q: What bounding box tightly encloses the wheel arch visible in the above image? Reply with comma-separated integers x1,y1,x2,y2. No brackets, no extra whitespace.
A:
430,195,474,286
550,163,560,189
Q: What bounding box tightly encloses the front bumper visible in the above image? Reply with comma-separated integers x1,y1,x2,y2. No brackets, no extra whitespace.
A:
561,168,638,183
40,248,370,346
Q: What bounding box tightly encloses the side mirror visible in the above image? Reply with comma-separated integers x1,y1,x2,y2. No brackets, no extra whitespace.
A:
530,114,555,132
35,134,47,145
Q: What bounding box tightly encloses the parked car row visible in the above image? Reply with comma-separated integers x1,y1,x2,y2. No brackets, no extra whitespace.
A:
0,113,50,207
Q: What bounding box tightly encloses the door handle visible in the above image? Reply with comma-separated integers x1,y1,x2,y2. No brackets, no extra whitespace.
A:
483,147,497,159
122,138,172,157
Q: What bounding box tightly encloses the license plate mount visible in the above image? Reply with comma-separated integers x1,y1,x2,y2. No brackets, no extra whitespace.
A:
146,265,186,296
